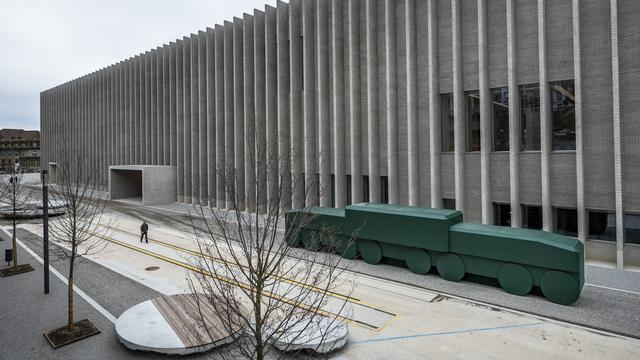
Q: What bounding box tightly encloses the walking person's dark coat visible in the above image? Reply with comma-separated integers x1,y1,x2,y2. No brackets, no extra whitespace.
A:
140,222,149,243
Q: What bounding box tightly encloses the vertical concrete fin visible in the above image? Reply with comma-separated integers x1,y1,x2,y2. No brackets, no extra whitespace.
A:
348,0,362,204
572,0,586,244
331,0,347,208
609,0,624,268
253,11,267,210
233,18,245,210
176,40,185,202
538,0,552,231
427,0,441,208
406,0,418,206
478,0,492,224
198,31,208,205
206,28,217,207
290,0,305,208
317,0,331,207
190,33,200,205
278,1,292,209
215,25,226,208
163,45,170,166
452,0,465,213
506,0,521,227
184,36,193,204
169,44,177,169
224,22,235,208
265,6,279,207
366,0,380,204
243,15,256,212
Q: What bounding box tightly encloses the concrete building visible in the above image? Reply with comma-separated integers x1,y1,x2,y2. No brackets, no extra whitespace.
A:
40,0,640,269
0,129,40,171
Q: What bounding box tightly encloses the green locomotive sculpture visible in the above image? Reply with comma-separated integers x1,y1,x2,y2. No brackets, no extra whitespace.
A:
285,203,584,305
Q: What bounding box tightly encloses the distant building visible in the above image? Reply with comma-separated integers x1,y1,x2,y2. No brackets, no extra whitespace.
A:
0,129,40,172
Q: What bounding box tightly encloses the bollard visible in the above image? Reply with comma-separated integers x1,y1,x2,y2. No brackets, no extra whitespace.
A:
5,248,12,266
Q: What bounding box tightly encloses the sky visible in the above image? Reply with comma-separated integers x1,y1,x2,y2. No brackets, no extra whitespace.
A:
0,0,278,131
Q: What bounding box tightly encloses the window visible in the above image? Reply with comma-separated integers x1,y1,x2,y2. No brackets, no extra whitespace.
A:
588,210,616,241
466,90,481,151
625,213,640,245
522,205,542,230
442,198,456,210
380,176,389,204
555,208,578,237
550,80,576,150
520,83,541,151
492,87,509,151
362,175,370,202
441,93,454,152
494,203,511,226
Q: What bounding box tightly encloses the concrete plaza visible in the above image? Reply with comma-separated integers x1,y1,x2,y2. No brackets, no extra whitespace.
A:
1,199,639,359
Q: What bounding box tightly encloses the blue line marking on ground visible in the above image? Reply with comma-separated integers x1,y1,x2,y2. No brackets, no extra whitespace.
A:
350,322,545,345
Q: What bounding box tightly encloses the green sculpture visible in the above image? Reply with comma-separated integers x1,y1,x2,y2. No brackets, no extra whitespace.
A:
286,203,584,305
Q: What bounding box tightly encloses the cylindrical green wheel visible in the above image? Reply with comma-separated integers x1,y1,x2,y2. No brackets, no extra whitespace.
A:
357,239,382,265
405,249,432,274
540,270,581,305
436,253,465,282
498,263,533,296
338,238,357,260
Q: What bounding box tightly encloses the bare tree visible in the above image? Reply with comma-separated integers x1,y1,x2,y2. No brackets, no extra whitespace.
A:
0,153,33,271
186,150,355,359
48,148,110,331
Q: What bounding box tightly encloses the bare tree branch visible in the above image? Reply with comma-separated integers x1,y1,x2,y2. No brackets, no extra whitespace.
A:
0,151,36,269
48,144,112,330
186,148,354,359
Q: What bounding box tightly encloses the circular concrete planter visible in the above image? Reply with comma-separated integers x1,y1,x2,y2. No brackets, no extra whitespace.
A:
116,294,249,355
270,315,349,354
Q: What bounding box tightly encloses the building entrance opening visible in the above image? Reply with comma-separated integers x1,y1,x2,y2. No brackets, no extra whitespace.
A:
110,169,142,204
48,163,57,184
109,165,176,206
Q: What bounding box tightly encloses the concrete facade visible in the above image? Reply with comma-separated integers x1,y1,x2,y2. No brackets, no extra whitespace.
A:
40,0,640,268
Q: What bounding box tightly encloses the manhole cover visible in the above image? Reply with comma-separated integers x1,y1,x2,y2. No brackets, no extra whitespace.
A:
145,266,160,271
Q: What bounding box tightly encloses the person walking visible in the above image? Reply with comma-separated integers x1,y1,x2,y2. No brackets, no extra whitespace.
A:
140,222,149,243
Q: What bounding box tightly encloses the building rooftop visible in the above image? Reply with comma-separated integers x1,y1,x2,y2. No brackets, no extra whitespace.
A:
0,128,40,142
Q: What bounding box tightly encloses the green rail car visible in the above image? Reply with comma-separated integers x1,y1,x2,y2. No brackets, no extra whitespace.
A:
285,203,584,305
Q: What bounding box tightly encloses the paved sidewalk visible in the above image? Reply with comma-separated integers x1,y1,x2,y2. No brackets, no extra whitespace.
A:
0,230,215,360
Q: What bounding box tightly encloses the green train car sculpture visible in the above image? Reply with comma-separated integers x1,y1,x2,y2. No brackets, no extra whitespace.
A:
285,203,584,305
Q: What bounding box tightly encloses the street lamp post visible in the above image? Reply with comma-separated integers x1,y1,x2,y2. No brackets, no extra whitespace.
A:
42,169,49,294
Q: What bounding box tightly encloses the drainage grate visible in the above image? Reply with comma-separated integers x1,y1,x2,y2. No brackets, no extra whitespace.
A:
145,266,160,271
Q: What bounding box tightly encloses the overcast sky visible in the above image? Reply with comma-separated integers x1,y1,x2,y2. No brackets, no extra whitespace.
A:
0,0,278,131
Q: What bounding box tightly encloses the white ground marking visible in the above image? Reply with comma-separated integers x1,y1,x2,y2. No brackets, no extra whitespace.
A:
585,283,640,296
16,238,118,324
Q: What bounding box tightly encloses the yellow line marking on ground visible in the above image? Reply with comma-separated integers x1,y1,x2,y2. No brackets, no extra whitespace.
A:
96,232,392,331
99,223,394,314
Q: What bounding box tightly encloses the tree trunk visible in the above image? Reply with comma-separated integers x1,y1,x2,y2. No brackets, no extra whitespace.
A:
67,258,75,330
254,289,263,360
12,213,17,269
